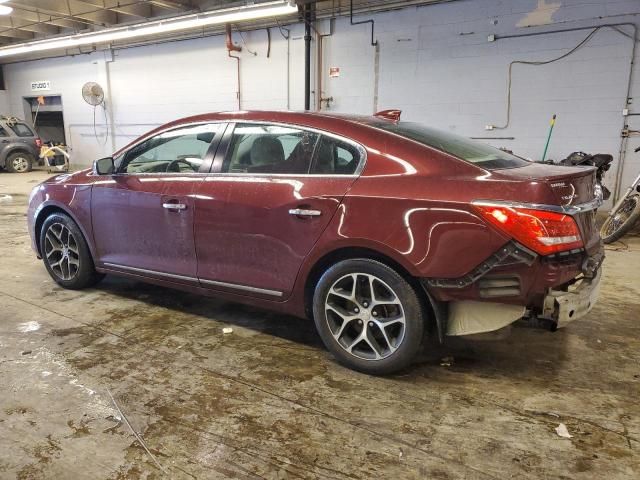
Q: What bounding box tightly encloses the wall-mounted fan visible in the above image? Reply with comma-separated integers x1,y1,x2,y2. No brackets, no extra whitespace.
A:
82,82,108,145
82,81,105,106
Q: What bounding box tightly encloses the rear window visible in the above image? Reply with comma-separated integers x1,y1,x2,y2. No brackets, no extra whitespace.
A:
369,121,529,170
10,122,35,137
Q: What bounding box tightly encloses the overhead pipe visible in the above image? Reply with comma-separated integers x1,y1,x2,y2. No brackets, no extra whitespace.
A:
303,2,314,111
350,0,377,47
317,18,335,110
349,0,379,112
494,22,637,203
276,20,291,109
226,23,242,110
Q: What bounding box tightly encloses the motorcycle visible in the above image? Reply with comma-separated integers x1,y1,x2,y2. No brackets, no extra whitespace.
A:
554,151,613,201
600,145,640,243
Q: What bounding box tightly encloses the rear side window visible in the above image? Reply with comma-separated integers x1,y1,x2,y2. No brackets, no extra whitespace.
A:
10,122,35,137
223,123,319,174
311,136,361,175
0,126,8,137
369,121,529,170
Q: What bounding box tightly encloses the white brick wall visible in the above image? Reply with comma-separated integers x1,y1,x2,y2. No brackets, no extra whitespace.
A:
1,0,639,203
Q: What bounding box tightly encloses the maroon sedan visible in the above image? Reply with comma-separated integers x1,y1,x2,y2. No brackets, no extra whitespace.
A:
27,110,604,374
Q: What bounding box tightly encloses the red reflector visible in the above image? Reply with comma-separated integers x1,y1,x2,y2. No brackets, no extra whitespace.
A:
474,205,583,255
35,138,42,148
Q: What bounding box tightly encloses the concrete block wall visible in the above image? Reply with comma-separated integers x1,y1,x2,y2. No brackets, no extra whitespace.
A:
1,0,639,203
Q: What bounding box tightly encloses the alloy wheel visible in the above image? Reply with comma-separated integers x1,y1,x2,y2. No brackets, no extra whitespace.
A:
325,273,406,361
44,223,80,281
12,156,29,172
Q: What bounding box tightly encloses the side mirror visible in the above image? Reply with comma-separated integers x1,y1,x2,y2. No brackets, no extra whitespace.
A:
93,157,114,175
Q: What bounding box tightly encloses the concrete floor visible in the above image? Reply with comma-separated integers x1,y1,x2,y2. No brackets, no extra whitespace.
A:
0,170,638,480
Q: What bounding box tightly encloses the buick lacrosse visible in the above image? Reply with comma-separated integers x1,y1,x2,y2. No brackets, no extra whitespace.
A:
28,110,604,374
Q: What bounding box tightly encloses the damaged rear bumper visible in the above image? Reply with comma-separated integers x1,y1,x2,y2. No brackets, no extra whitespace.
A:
539,267,602,328
424,242,604,337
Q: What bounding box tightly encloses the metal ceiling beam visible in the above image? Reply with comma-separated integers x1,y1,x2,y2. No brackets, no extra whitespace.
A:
0,17,59,36
74,0,153,20
6,7,88,31
0,25,34,41
7,0,118,26
148,0,195,11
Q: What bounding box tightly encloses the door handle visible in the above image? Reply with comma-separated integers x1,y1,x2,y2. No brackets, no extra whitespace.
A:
163,202,187,211
289,208,321,217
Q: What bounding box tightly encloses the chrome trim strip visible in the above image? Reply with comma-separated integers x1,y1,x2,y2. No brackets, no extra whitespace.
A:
471,197,603,215
103,263,196,282
203,172,359,179
199,278,283,297
102,262,283,297
103,118,367,179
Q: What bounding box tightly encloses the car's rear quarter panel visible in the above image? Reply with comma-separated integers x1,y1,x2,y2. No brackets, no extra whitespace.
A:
297,127,597,310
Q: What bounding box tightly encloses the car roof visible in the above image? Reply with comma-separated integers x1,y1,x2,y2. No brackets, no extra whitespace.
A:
162,110,388,131
114,110,395,157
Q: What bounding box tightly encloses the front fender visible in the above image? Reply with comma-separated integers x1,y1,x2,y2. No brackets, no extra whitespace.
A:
31,189,96,260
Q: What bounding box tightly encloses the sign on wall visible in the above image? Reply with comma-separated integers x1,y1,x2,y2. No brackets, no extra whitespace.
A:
30,80,51,91
329,67,340,78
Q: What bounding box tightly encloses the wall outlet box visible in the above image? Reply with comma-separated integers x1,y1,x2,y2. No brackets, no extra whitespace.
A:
622,108,629,116
485,124,494,130
487,34,496,42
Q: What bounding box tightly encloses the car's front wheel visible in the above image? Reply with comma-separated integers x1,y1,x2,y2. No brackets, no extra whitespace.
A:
40,213,104,289
313,258,426,375
6,152,34,173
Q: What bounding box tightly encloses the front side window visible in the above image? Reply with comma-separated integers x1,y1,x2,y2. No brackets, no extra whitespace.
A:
368,121,529,170
0,126,8,137
223,123,319,174
119,123,221,174
10,122,35,137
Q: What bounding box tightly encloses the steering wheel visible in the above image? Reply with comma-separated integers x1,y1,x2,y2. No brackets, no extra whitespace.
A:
165,158,194,173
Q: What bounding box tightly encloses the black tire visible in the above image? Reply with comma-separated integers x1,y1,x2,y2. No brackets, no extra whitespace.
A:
312,258,426,375
5,151,34,173
39,213,104,289
601,194,640,244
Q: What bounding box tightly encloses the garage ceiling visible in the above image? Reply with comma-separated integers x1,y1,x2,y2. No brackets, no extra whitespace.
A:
0,0,451,48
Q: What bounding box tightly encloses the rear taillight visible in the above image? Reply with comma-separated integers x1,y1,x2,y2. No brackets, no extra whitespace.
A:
35,138,42,148
474,204,583,255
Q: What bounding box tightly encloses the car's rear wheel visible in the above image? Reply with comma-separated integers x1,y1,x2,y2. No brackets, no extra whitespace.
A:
312,258,426,375
6,152,34,173
40,213,104,289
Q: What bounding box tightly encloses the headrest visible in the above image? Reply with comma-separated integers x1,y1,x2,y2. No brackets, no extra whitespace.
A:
250,136,284,166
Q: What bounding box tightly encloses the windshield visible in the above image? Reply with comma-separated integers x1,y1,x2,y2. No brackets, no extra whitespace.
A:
369,121,529,170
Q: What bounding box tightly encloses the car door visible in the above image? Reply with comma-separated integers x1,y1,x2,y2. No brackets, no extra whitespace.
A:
91,122,225,283
193,122,365,298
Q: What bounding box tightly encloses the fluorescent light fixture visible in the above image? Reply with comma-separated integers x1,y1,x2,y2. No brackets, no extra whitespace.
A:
0,1,297,58
0,5,12,15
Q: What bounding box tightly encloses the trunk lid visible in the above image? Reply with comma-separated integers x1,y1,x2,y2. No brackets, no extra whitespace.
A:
491,162,601,254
